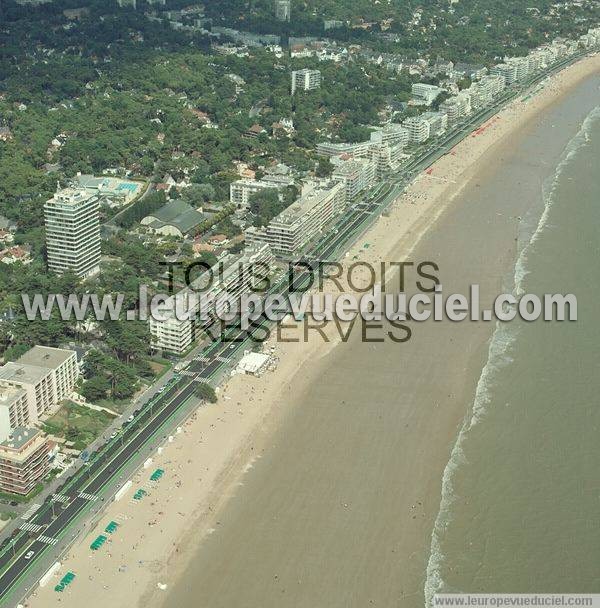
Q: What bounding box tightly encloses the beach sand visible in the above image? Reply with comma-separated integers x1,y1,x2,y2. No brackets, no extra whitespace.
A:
25,53,600,608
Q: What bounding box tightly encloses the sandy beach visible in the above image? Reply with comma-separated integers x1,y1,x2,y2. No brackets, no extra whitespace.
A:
24,53,600,608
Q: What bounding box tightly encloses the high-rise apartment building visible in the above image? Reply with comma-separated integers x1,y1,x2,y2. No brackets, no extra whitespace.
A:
411,83,444,106
44,188,101,278
275,0,291,21
0,385,30,442
403,117,431,144
439,93,472,123
149,244,274,354
229,175,295,211
291,69,321,95
332,158,376,202
245,181,345,257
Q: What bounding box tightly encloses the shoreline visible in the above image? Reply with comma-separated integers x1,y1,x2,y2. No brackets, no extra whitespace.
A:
24,53,600,608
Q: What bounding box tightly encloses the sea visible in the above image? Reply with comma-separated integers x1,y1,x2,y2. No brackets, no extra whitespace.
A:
425,101,600,598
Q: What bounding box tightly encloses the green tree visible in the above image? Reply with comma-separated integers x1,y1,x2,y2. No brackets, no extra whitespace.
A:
193,382,217,403
316,157,334,178
182,183,216,205
81,375,110,402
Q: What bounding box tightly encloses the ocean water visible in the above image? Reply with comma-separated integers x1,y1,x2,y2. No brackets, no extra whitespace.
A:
426,104,600,600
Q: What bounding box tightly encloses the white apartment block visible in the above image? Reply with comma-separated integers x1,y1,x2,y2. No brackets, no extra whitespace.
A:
0,346,78,425
466,74,505,109
291,69,321,94
580,28,600,49
439,92,472,123
317,125,408,177
490,62,518,85
275,0,291,21
411,83,444,106
245,181,345,258
44,188,101,278
149,244,274,354
230,175,295,211
369,143,405,176
403,116,431,144
332,158,376,202
492,56,531,85
422,112,448,137
370,124,410,148
230,179,278,210
149,309,193,356
316,140,373,157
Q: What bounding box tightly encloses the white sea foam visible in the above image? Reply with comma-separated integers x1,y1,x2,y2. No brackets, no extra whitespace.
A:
514,105,600,296
424,104,600,606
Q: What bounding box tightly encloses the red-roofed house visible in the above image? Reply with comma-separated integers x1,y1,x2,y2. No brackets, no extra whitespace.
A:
0,246,32,265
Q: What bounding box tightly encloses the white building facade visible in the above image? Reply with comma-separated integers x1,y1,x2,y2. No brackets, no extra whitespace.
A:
149,244,274,354
291,69,322,94
44,188,101,278
0,346,78,428
245,181,345,258
332,158,376,202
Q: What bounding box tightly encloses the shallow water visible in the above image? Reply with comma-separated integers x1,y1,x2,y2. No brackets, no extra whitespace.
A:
426,101,600,600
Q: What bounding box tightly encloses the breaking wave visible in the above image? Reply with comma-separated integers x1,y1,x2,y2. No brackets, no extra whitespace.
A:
424,104,600,606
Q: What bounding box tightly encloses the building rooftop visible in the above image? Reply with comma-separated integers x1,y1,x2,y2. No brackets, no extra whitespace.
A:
17,345,76,370
0,383,27,409
0,362,52,386
332,158,371,177
144,200,205,235
238,352,270,375
45,188,99,207
273,183,341,227
0,427,42,452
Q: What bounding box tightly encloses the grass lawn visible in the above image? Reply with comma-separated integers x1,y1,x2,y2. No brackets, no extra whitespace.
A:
43,401,117,451
148,359,170,378
95,398,131,415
